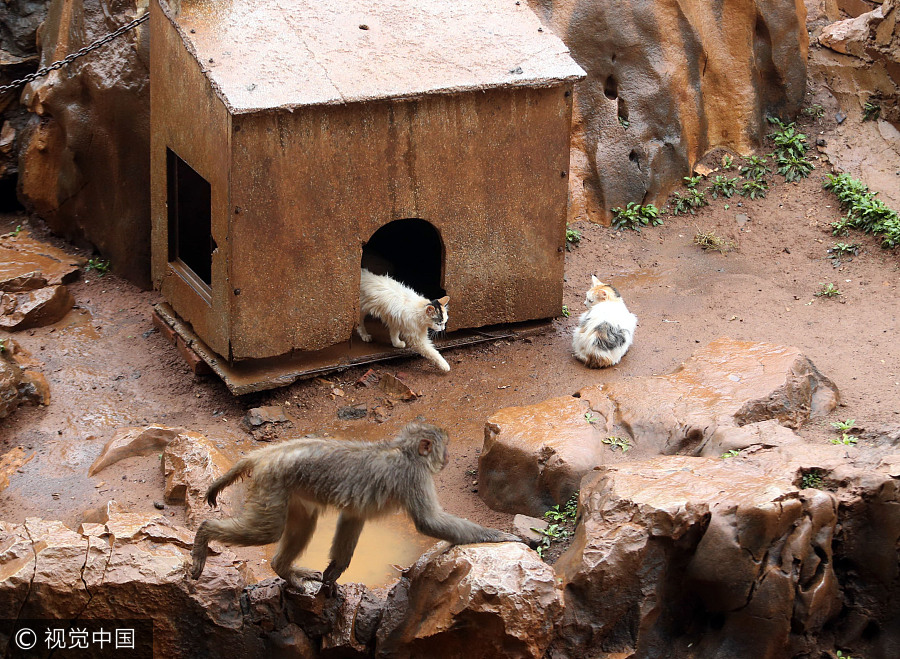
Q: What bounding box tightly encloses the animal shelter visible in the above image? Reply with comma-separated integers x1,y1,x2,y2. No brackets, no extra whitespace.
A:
149,0,585,393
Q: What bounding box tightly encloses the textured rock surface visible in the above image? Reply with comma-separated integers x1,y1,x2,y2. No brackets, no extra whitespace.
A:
17,0,150,286
481,338,839,515
89,424,184,476
162,431,233,524
0,338,47,418
552,425,900,659
0,230,84,287
377,542,563,658
0,283,73,330
0,446,34,491
528,0,809,222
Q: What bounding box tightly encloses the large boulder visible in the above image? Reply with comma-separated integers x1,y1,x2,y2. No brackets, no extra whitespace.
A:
528,0,809,222
377,542,563,658
0,338,48,418
480,338,839,516
162,431,234,524
17,0,150,286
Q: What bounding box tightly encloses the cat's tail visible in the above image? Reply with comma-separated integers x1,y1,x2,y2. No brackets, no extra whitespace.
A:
206,458,252,507
593,322,627,351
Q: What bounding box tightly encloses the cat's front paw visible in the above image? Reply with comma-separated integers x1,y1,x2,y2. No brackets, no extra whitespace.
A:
392,339,406,349
436,359,451,373
357,327,372,342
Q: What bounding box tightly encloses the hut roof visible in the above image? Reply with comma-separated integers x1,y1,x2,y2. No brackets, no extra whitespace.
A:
162,0,585,114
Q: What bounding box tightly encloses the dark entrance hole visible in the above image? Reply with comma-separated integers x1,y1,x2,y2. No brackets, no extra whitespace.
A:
166,148,214,290
0,177,24,212
361,218,445,299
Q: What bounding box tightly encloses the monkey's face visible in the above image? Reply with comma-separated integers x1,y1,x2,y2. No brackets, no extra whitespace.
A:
408,422,451,473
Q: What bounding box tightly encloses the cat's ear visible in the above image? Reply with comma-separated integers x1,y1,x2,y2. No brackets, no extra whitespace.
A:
425,304,436,317
437,296,449,306
591,274,601,286
595,289,608,301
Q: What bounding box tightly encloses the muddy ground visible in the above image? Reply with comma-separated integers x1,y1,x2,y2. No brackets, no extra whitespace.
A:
1,109,898,586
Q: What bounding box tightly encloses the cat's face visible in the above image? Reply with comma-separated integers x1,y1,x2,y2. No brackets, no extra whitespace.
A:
425,296,450,333
585,275,622,307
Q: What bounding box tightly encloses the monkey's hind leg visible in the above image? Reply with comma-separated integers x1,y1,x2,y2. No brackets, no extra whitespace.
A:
321,512,365,596
271,496,322,590
191,493,287,580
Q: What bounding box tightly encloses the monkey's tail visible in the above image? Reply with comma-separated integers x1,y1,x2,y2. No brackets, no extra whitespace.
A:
206,458,252,508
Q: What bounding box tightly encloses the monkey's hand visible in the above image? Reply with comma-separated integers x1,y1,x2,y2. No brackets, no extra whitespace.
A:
496,532,525,544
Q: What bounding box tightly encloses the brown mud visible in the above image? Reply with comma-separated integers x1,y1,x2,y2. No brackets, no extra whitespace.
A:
1,109,898,586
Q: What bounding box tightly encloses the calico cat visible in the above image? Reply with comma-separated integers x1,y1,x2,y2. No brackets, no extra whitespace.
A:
572,275,637,368
357,268,451,372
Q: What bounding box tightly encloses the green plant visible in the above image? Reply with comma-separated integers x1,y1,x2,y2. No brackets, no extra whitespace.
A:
602,436,632,452
863,101,881,122
611,202,663,231
739,179,769,200
670,188,708,216
683,175,703,189
584,411,598,424
545,493,579,523
831,434,858,446
816,282,842,298
829,419,859,445
0,338,7,353
828,242,859,258
562,305,570,318
534,522,571,557
740,156,771,180
5,225,23,237
776,155,814,182
823,173,900,248
85,258,111,276
721,449,741,459
618,116,630,129
835,650,855,659
831,418,856,432
721,154,734,170
694,229,735,253
803,104,825,118
536,493,579,558
800,470,824,490
769,123,809,160
565,225,582,250
710,175,738,199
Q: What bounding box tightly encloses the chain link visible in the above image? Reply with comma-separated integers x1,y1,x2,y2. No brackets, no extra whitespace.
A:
0,13,148,95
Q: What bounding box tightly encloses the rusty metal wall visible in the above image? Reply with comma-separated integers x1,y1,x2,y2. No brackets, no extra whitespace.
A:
228,85,573,360
149,0,232,358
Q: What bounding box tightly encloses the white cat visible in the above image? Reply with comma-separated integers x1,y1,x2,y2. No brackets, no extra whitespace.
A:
357,268,451,372
572,275,637,368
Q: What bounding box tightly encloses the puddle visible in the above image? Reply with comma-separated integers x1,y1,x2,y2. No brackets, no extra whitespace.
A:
0,231,82,284
51,308,100,343
607,268,670,288
264,509,435,587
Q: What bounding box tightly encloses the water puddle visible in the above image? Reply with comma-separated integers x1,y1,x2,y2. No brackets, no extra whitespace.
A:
265,509,435,587
0,231,82,284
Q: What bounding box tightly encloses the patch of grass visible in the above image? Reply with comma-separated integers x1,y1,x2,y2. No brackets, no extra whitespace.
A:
721,449,741,459
85,258,111,276
602,436,632,452
536,493,579,558
739,179,769,200
816,282,842,298
710,175,738,199
863,101,881,122
562,305,570,318
800,470,824,490
829,418,859,446
823,173,900,248
670,189,709,216
740,156,771,180
611,202,662,231
545,494,578,524
694,229,735,253
802,104,825,118
565,225,582,250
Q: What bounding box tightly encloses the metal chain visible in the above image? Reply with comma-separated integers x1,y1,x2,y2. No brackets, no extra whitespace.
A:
0,13,148,95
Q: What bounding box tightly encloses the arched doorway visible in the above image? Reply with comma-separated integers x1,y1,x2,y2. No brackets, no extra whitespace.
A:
361,218,445,299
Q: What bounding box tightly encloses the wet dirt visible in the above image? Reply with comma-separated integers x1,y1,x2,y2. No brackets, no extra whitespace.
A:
1,109,899,587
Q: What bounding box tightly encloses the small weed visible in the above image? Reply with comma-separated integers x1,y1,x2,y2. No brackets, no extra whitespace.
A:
862,101,881,122
562,305,570,318
830,434,858,446
835,650,855,659
683,175,703,189
776,155,814,182
831,418,856,432
721,449,741,459
769,122,809,160
602,436,632,452
566,225,582,250
85,258,111,276
816,282,842,298
739,179,769,200
710,175,738,199
534,523,571,557
584,411,598,424
800,470,824,490
802,104,825,118
611,202,662,231
0,338,6,353
827,242,859,266
618,116,630,129
740,156,771,180
537,493,579,558
670,189,708,216
694,229,735,253
823,173,900,248
465,468,478,477
4,225,23,238
721,154,734,170
545,494,578,523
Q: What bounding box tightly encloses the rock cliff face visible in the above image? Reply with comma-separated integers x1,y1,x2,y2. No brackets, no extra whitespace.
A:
528,0,809,223
16,0,150,286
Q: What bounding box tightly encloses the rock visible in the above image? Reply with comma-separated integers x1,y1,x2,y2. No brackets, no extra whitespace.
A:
0,446,34,491
514,514,549,547
531,0,808,223
17,0,150,287
162,432,233,524
0,270,48,292
481,338,839,516
242,405,289,430
379,373,417,401
89,424,184,476
0,284,74,330
0,350,21,418
0,231,84,286
337,404,368,421
0,337,46,417
377,543,563,658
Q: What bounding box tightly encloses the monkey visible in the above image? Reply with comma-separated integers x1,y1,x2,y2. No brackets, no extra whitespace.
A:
190,422,523,593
